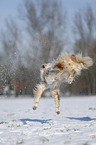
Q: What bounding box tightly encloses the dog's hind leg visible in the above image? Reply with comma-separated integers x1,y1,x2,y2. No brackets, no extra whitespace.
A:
33,83,46,110
52,88,60,114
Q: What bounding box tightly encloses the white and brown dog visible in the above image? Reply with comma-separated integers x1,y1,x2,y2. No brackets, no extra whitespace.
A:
33,53,93,114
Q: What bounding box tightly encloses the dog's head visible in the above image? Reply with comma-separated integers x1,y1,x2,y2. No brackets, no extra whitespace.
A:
40,64,46,81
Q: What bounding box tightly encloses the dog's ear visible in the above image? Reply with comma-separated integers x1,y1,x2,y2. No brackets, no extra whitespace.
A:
41,64,46,68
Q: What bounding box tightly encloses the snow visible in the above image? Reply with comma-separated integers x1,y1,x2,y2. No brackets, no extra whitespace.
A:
0,96,96,145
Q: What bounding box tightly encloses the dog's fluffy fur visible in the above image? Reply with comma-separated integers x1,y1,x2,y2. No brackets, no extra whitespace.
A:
33,53,93,114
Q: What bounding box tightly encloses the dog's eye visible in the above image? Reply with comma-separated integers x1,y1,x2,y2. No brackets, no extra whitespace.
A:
42,64,46,68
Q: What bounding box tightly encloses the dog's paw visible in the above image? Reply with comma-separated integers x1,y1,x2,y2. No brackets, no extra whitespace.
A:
33,106,37,110
56,111,60,115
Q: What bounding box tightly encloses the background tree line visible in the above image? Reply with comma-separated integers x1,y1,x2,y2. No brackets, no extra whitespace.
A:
0,0,96,96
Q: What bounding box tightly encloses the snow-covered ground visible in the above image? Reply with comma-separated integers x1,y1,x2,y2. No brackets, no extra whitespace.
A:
0,96,96,145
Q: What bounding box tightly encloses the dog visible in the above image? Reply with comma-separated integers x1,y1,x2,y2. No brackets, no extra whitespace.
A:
33,53,93,114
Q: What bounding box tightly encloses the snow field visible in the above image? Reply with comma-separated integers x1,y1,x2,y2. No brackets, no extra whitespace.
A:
0,96,96,145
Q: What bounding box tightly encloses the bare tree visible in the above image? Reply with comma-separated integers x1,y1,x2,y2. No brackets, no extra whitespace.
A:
18,0,67,90
73,6,96,95
0,17,22,96
18,0,67,61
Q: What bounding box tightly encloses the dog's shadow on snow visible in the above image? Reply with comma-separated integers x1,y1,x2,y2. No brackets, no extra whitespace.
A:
66,117,96,121
20,118,52,125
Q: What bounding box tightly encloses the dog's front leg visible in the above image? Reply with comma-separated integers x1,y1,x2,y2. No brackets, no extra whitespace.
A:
52,88,60,114
33,83,46,110
55,71,62,80
68,75,73,84
68,70,76,84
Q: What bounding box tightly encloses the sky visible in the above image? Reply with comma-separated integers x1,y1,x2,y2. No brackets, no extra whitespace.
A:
0,0,96,30
0,0,22,29
0,0,96,48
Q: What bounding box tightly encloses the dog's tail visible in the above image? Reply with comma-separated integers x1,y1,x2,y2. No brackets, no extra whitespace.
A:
74,54,93,68
82,56,93,68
